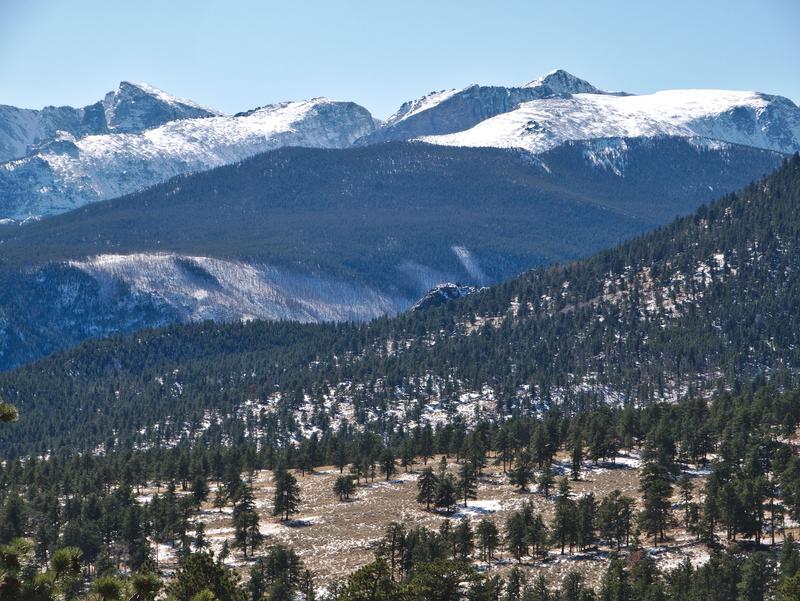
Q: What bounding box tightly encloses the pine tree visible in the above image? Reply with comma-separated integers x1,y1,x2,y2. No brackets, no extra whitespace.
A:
166,552,245,601
737,552,775,601
505,566,526,601
638,461,673,544
193,522,208,551
476,518,499,561
272,468,301,522
571,436,583,481
435,474,458,513
529,574,550,601
538,463,555,497
232,479,262,558
333,475,356,501
600,558,631,601
527,512,548,558
457,461,478,507
416,467,439,511
575,493,597,551
420,425,435,464
509,450,534,492
552,478,576,554
453,519,474,560
494,425,512,473
379,448,396,481
677,474,693,530
505,512,528,562
191,475,210,508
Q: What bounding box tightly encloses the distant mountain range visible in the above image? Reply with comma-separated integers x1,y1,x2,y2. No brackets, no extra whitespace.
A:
1,70,798,220
0,70,796,371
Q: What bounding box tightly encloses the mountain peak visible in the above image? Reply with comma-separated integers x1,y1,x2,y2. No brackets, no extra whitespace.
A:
522,69,601,94
102,81,220,132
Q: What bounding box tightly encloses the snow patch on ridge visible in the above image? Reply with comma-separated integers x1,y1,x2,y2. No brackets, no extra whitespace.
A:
69,253,404,323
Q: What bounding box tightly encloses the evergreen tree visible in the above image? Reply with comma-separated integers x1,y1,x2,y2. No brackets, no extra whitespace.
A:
379,448,396,481
457,461,478,507
166,552,246,601
453,519,474,560
272,468,301,522
552,478,577,554
435,474,458,513
538,463,555,497
333,475,356,502
505,512,528,562
571,435,583,481
232,479,262,557
476,518,499,561
638,461,673,543
192,475,210,508
416,467,439,511
509,450,534,492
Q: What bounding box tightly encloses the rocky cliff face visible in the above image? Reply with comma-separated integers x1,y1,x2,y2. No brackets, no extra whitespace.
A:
0,81,220,164
358,70,614,145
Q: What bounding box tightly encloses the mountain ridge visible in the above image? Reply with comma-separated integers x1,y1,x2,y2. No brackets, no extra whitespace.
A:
2,70,798,220
0,138,783,370
1,154,797,455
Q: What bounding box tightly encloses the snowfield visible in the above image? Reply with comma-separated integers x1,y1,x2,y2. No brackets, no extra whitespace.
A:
0,98,376,218
421,89,800,155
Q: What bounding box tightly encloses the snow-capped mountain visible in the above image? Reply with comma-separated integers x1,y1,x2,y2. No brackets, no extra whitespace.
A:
2,71,799,220
357,69,615,145
0,81,219,163
0,97,377,218
420,86,800,155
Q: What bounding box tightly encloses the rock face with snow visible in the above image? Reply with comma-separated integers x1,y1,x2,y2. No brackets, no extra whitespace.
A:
0,81,219,164
357,70,613,145
420,87,800,155
411,282,481,312
0,97,377,218
101,81,218,132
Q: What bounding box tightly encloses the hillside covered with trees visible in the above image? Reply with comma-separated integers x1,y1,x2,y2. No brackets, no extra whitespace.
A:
0,156,798,458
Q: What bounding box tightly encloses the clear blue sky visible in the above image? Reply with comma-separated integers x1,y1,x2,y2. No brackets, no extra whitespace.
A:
1,0,798,119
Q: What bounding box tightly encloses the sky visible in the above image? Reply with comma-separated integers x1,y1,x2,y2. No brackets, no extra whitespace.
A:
1,0,798,119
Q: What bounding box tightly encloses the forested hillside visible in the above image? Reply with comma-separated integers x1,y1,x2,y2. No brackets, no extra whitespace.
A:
1,155,798,457
0,138,782,371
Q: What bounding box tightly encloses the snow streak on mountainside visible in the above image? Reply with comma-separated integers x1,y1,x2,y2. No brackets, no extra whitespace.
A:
0,81,220,163
69,253,404,323
0,98,376,218
421,89,800,155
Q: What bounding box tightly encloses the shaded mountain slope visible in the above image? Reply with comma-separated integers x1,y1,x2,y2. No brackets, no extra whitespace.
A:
0,139,783,370
1,155,797,456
